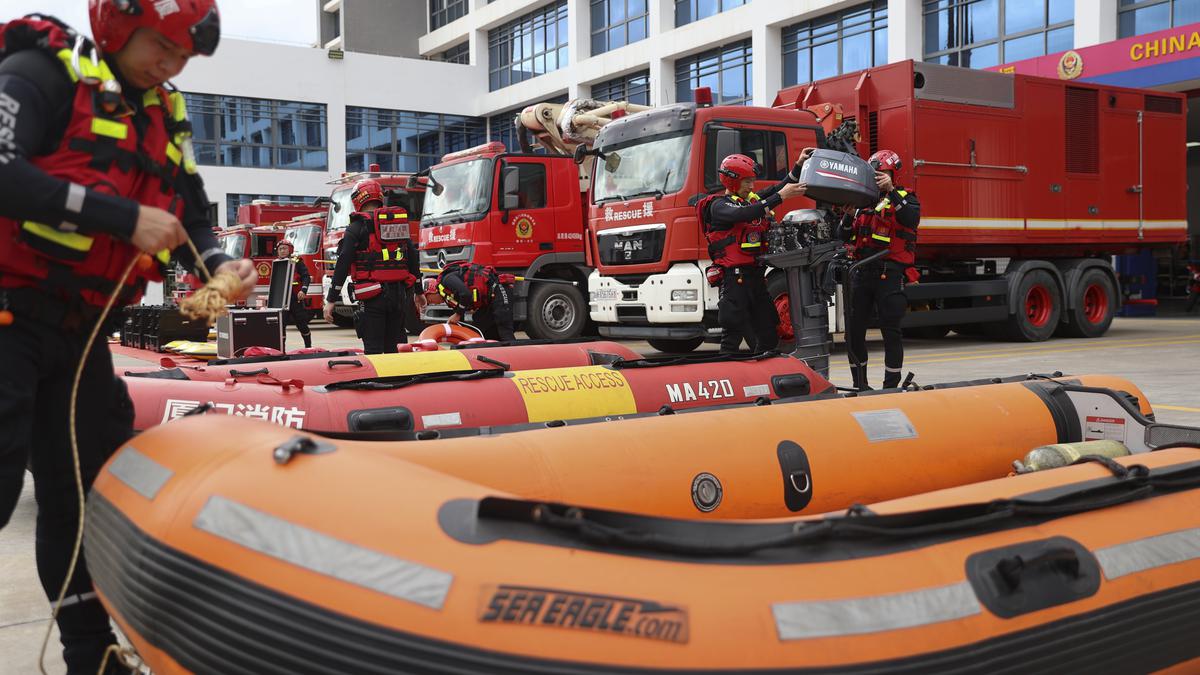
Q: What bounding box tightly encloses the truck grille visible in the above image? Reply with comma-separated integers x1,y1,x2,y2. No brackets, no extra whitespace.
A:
598,227,665,266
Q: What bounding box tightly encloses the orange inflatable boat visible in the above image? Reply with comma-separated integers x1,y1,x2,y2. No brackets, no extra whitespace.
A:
124,352,829,433
86,393,1200,673
120,340,641,385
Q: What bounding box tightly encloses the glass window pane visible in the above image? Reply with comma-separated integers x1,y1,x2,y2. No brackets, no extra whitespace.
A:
629,17,646,43
698,0,718,20
925,8,953,53
874,28,888,65
1119,3,1170,37
842,31,871,73
609,26,625,50
961,42,998,69
592,31,606,55
1047,25,1073,53
721,63,745,103
964,0,999,44
1005,0,1044,33
1176,0,1200,26
611,0,625,22
675,0,692,26
812,40,838,80
1004,32,1044,62
1048,0,1073,24
591,1,607,31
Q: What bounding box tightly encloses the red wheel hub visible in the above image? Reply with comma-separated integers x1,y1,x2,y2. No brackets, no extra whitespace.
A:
1025,284,1052,328
1082,283,1108,324
774,293,794,341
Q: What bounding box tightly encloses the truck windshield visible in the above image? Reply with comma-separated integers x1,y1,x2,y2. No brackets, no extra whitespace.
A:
422,159,491,226
593,134,691,204
327,187,355,233
285,224,323,255
219,234,246,259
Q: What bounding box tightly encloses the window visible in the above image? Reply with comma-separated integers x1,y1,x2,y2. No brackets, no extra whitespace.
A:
703,129,789,189
430,0,469,31
783,3,888,87
489,2,569,91
675,0,747,27
346,107,486,173
185,93,328,170
923,0,1074,69
591,70,651,105
506,164,548,209
675,40,753,106
440,42,469,64
489,94,569,151
1119,0,1200,38
591,0,649,55
225,194,321,228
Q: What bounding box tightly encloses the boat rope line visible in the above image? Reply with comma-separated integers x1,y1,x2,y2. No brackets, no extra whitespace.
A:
609,350,781,370
323,367,508,392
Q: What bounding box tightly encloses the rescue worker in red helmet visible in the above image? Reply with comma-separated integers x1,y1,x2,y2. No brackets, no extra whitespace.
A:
0,2,254,673
324,179,420,353
841,149,922,390
699,151,808,353
274,239,312,349
418,263,517,341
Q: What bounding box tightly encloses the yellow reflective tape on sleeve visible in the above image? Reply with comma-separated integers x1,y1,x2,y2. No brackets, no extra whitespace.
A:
55,49,80,83
741,241,762,249
871,233,891,242
91,118,129,140
165,142,182,165
22,221,95,251
364,350,472,378
512,366,638,423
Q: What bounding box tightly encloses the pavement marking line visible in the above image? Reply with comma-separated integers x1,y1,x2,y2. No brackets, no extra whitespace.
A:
904,338,1200,366
1155,405,1200,413
905,333,1200,361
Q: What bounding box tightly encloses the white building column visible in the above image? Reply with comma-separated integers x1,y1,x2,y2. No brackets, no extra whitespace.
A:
566,0,591,99
647,0,676,106
1075,0,1119,49
648,57,674,106
467,28,487,68
752,23,782,107
887,0,924,63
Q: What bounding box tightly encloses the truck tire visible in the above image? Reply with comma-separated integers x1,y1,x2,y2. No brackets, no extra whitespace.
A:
1058,267,1116,338
524,281,587,340
647,337,704,354
766,273,795,351
1002,269,1061,342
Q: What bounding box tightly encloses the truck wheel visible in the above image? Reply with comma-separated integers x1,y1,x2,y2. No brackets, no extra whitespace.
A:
1003,269,1061,342
1058,268,1116,338
766,273,795,351
331,313,355,329
524,281,586,340
647,337,704,354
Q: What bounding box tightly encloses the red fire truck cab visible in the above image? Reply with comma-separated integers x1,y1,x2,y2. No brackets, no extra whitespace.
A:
586,60,1187,350
418,141,591,340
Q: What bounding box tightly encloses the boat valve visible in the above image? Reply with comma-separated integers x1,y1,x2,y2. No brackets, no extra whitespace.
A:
273,436,334,465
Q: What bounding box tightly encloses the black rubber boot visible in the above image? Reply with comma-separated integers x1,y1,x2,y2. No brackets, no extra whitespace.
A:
301,331,312,348
883,367,903,389
851,363,871,391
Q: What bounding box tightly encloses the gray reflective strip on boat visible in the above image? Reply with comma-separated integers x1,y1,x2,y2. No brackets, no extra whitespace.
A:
1095,528,1200,580
772,581,981,640
193,495,452,610
107,446,173,500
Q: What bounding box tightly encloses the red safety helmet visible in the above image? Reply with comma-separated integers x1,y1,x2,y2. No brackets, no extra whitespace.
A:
351,179,384,212
868,149,903,173
717,154,759,192
89,0,221,56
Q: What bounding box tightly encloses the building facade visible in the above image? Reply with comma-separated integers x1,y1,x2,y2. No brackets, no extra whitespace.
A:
175,0,1198,235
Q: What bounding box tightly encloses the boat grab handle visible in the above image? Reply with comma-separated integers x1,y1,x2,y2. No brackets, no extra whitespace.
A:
789,471,811,494
994,548,1082,591
327,359,364,369
229,368,269,378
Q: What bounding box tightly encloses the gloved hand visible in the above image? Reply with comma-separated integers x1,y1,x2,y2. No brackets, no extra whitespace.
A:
789,147,817,182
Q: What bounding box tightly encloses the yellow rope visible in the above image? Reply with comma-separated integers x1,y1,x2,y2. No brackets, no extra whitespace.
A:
38,242,235,674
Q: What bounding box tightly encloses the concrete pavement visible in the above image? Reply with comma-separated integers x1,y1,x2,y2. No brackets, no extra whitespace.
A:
2,314,1197,673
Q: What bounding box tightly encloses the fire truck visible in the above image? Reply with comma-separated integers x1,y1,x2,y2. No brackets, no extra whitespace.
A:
320,167,425,327
281,210,329,314
418,99,647,339
225,201,322,307
586,60,1187,351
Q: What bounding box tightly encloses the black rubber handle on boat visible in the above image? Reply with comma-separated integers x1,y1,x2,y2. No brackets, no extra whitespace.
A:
229,368,269,378
327,359,364,369
994,547,1082,591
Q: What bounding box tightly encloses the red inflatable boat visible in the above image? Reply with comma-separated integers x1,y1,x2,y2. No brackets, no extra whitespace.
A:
120,340,641,386
127,353,830,433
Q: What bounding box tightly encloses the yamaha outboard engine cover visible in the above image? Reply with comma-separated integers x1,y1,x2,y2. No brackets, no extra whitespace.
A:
798,149,877,208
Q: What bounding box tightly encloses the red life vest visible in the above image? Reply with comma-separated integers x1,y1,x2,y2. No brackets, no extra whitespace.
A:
698,192,771,268
435,261,496,312
350,207,416,299
0,18,197,308
850,189,918,266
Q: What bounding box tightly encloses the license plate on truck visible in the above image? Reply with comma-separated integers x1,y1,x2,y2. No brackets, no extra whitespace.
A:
591,288,621,301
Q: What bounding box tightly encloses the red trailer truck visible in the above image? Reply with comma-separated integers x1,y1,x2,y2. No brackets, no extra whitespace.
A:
586,61,1187,351
282,211,328,314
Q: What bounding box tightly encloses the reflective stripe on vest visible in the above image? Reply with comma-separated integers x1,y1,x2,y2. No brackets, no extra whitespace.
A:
22,221,93,252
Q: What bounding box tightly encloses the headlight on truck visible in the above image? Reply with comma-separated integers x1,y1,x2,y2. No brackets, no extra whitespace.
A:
671,289,698,301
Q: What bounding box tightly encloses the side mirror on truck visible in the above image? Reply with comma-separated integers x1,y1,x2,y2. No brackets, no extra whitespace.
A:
501,165,521,211
714,128,741,164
